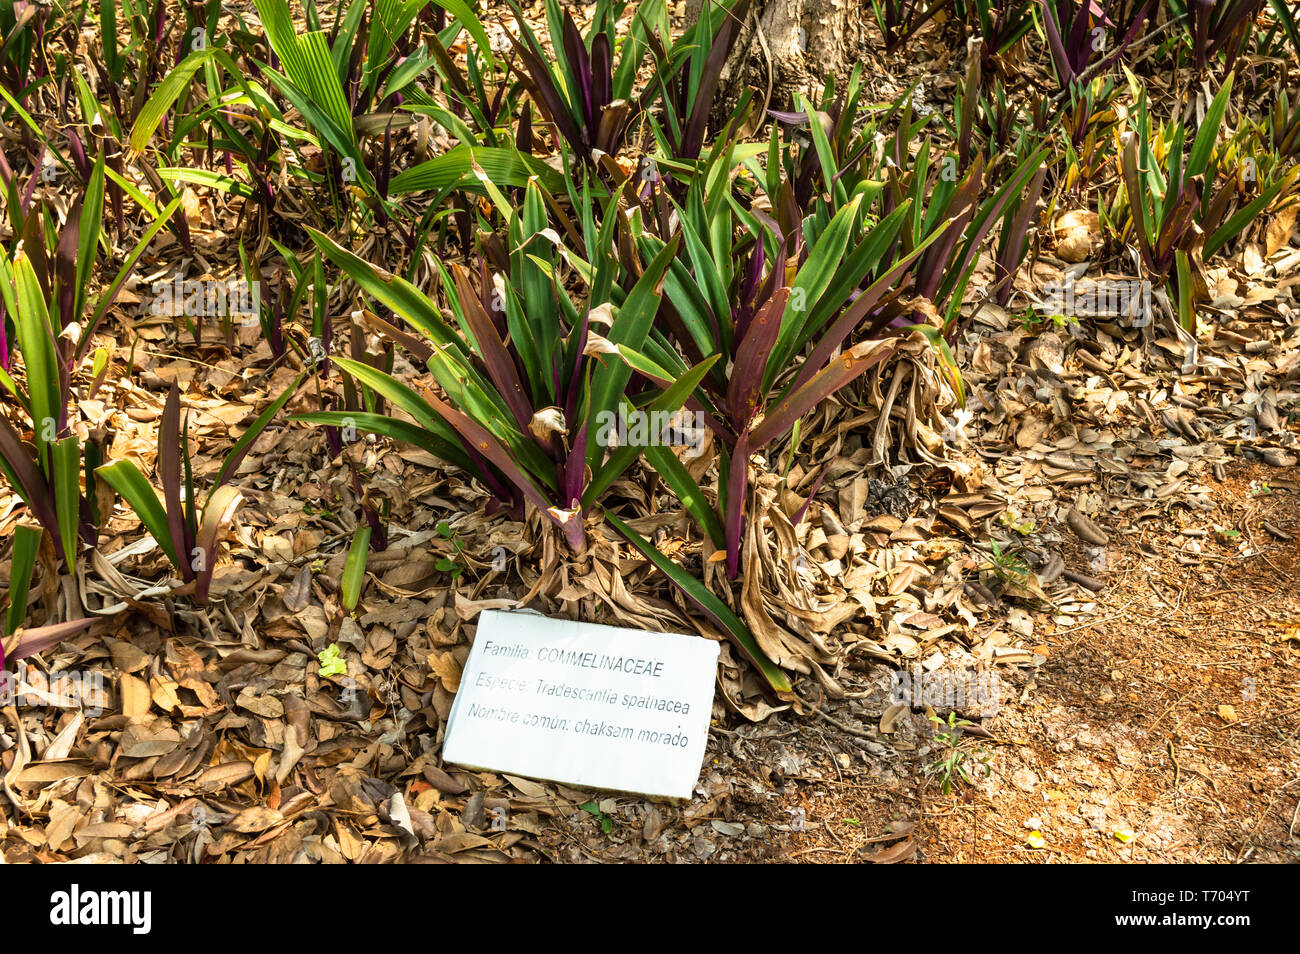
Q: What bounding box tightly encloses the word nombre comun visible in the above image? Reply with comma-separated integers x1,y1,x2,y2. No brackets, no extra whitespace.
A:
481,639,664,677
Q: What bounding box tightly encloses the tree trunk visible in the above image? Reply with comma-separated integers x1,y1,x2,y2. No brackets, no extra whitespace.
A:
689,0,870,122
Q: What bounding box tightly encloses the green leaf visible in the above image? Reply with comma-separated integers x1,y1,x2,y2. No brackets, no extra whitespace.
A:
328,356,556,484
293,410,476,473
586,237,680,471
1175,250,1195,333
676,195,731,346
97,460,182,571
794,200,912,352
642,443,726,549
429,0,495,65
1205,167,1297,259
100,0,122,79
1187,75,1232,181
388,145,564,195
80,196,184,361
52,436,80,570
5,525,41,637
604,510,791,692
129,47,216,152
157,166,256,199
1273,0,1300,57
263,67,367,184
296,31,357,149
11,252,60,462
772,194,862,381
308,229,465,352
211,371,306,491
582,351,719,508
76,152,106,316
341,526,371,612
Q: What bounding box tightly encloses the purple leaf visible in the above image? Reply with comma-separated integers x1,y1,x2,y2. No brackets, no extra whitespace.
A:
1040,0,1074,84
507,13,584,156
750,339,897,451
594,100,631,156
0,298,9,370
270,279,286,359
67,130,89,181
1065,1,1092,76
1154,176,1203,270
727,287,789,428
682,0,751,160
788,245,925,396
563,420,587,508
159,383,194,580
359,308,433,364
590,32,613,119
20,145,43,212
768,109,811,125
0,414,59,552
995,165,1047,305
791,467,826,527
724,432,750,579
916,161,985,300
561,11,594,134
1190,0,1213,70
450,264,535,435
106,147,125,233
6,618,95,666
516,100,533,153
423,390,554,516
54,202,80,330
324,423,342,459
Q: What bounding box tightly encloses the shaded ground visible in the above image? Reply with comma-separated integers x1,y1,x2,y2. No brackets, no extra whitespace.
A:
533,461,1299,863
13,463,1295,863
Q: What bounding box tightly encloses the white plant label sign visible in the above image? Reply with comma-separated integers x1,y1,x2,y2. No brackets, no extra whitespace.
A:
443,611,719,799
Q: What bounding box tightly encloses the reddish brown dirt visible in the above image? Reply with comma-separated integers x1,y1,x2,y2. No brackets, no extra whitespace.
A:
537,461,1300,863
